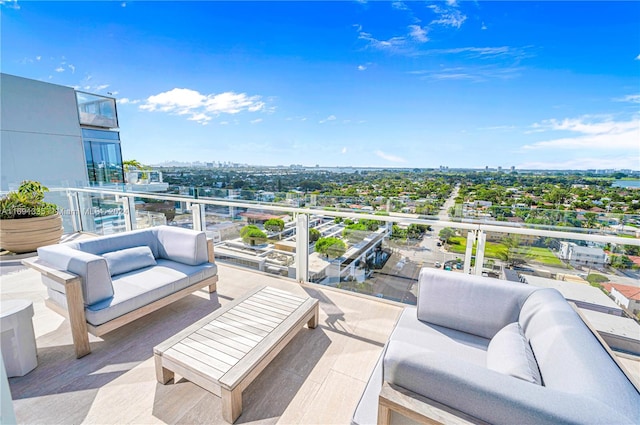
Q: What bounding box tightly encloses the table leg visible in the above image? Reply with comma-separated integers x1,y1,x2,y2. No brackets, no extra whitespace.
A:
221,387,242,423
154,354,174,384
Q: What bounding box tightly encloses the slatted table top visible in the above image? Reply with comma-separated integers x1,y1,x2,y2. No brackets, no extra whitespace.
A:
154,285,318,391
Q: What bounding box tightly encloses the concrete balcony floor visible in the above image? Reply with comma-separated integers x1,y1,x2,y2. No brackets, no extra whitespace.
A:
2,263,403,424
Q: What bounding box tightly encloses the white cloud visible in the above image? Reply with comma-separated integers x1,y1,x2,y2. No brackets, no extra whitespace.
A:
614,94,640,103
522,116,640,151
319,115,337,124
187,113,212,125
55,67,65,73
481,22,487,30
36,55,41,61
358,65,367,71
408,25,428,43
375,150,406,163
94,84,109,91
118,98,140,105
446,0,457,6
250,118,263,124
636,54,640,60
0,0,20,10
220,121,229,125
391,1,409,10
518,156,640,171
341,147,348,154
121,2,126,7
359,31,406,52
68,64,75,73
140,87,267,124
428,5,467,29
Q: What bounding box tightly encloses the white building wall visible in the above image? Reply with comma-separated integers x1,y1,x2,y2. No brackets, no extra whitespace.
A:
1,73,88,191
610,287,631,310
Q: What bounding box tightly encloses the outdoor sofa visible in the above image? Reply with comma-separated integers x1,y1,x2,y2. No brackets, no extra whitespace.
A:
352,268,640,425
23,225,218,358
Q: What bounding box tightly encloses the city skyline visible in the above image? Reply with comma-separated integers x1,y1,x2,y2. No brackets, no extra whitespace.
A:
2,1,639,170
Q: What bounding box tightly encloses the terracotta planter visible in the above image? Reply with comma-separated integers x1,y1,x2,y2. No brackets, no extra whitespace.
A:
0,214,63,254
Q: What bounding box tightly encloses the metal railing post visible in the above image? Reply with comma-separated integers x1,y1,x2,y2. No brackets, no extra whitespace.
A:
66,190,82,232
190,202,206,231
474,230,486,276
296,214,309,283
463,230,475,274
120,196,137,231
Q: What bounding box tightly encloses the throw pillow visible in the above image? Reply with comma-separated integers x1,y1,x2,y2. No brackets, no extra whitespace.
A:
102,246,157,276
486,322,542,385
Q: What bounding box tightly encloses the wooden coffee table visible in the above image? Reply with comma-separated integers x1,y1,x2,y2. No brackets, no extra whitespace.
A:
154,285,319,423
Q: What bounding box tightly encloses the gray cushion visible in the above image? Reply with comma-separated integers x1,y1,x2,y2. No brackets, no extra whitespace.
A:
103,246,157,276
155,226,208,265
416,268,538,339
383,343,631,425
392,307,489,366
38,244,114,306
520,289,640,419
487,322,541,385
85,260,216,326
72,228,159,258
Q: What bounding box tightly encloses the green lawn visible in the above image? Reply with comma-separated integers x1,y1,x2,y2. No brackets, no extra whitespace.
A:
444,239,562,266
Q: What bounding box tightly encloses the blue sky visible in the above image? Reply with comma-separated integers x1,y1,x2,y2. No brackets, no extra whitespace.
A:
2,1,639,170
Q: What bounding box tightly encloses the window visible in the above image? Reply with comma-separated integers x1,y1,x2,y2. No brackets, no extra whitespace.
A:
83,129,124,185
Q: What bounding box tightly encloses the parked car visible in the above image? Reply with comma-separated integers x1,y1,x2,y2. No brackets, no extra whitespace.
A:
435,262,442,268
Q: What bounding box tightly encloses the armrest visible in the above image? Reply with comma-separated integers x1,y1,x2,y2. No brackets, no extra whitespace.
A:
155,226,209,265
383,341,629,425
36,244,113,306
416,268,537,339
23,254,91,358
22,257,79,286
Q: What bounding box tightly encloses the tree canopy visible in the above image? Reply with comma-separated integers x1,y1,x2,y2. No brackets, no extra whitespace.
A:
315,237,347,259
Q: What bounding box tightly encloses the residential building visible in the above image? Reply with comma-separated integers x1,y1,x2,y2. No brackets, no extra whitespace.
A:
1,73,123,191
604,283,640,315
559,241,607,267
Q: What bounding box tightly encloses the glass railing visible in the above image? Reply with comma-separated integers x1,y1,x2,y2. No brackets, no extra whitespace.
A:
43,186,639,310
76,92,118,128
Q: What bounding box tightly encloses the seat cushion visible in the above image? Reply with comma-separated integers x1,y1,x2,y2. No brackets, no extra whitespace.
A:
85,260,217,326
390,307,490,367
103,246,157,276
487,322,541,385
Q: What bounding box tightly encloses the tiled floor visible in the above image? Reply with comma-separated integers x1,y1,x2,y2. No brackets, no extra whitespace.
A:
1,263,402,424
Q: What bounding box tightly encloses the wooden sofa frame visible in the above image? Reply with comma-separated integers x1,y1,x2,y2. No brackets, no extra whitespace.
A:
22,239,218,359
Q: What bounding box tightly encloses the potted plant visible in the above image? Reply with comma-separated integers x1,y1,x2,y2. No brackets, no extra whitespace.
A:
0,180,63,253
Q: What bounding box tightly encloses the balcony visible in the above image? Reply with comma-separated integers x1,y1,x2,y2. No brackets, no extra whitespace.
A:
76,92,118,129
2,186,639,424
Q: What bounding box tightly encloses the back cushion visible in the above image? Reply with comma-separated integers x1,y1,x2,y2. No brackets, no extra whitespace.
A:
75,229,159,258
103,246,157,276
519,289,640,413
155,226,208,265
417,268,537,339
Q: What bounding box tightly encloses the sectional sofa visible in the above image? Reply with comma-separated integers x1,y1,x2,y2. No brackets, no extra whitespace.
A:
23,225,218,358
352,268,640,425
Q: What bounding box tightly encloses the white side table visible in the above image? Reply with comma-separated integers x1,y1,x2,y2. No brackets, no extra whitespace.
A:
0,300,37,377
